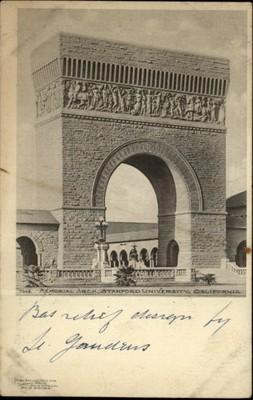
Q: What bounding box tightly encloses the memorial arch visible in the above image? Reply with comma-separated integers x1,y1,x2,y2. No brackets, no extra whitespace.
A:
29,33,229,274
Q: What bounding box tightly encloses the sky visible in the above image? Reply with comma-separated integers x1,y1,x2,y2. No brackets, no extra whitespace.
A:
17,6,249,222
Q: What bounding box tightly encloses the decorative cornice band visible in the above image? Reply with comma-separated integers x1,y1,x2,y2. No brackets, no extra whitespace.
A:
61,112,226,133
35,110,226,134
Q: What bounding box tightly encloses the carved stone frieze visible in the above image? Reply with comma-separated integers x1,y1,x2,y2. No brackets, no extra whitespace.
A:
63,79,226,125
36,79,63,118
35,78,226,126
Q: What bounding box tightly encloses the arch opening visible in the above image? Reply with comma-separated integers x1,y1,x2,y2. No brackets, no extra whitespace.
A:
167,240,179,267
119,250,129,267
16,236,38,268
235,240,246,267
92,139,203,268
150,247,158,268
106,163,158,222
110,250,119,268
140,248,150,267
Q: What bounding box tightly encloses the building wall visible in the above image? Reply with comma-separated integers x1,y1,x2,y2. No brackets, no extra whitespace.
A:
60,117,226,268
36,118,63,210
191,213,226,268
226,206,246,262
16,224,59,269
61,118,226,211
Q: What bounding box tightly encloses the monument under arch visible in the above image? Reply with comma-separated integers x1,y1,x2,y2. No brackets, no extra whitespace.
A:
30,33,229,279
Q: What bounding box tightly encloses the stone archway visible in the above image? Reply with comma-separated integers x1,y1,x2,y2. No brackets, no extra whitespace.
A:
167,240,179,267
140,248,150,267
235,240,246,267
119,250,129,267
150,247,158,268
16,236,38,268
92,139,203,267
110,250,119,268
92,139,203,211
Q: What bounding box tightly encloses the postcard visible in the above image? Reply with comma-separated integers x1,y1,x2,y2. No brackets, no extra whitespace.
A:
1,1,252,397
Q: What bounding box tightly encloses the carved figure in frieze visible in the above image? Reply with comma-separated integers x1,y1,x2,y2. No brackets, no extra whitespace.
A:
192,96,203,121
125,89,133,112
208,98,217,123
118,87,126,113
141,93,147,115
36,81,62,117
131,89,142,115
55,81,62,109
218,99,225,125
200,97,209,122
194,96,202,115
76,82,90,109
66,81,75,108
167,94,174,118
185,95,194,120
160,95,170,118
146,90,152,115
44,86,52,113
108,92,114,112
157,92,162,114
90,84,101,110
72,80,81,104
181,95,187,116
36,93,44,117
169,95,178,118
111,85,120,112
50,82,58,110
152,92,162,115
101,84,109,110
174,94,184,118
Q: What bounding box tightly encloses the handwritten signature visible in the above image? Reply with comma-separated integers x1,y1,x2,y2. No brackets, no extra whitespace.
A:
19,301,232,363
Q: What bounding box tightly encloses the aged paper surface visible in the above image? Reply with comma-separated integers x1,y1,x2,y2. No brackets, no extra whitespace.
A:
1,1,252,397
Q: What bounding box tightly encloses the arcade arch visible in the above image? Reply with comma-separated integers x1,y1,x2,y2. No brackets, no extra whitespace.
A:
235,240,246,267
16,236,38,268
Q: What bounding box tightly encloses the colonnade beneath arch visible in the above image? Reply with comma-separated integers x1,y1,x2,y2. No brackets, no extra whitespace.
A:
108,245,158,268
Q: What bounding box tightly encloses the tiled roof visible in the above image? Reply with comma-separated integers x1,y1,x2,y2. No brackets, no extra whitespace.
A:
17,209,59,225
226,191,246,209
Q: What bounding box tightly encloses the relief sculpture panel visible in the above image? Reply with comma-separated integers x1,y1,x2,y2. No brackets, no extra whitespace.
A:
36,79,63,117
63,79,226,125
